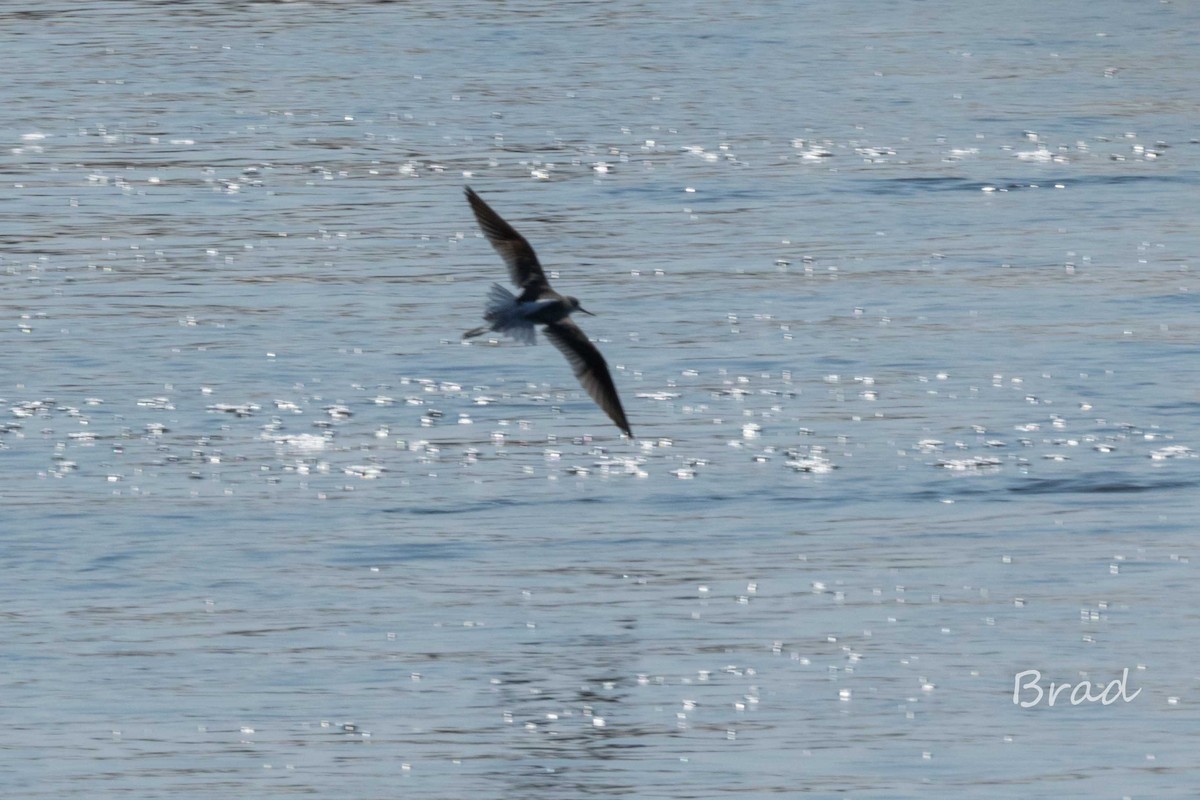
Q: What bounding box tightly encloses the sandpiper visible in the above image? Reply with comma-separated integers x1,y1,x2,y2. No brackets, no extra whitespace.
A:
462,187,633,438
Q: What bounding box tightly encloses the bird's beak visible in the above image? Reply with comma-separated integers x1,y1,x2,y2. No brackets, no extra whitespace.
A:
578,307,596,316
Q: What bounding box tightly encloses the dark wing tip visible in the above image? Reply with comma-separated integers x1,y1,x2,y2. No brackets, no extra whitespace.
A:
464,186,550,295
544,321,633,439
606,403,634,439
615,413,634,438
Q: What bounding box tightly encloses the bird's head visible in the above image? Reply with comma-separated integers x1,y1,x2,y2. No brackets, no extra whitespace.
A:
567,296,595,316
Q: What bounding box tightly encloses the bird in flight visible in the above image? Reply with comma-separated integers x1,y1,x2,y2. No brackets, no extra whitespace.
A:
462,187,633,438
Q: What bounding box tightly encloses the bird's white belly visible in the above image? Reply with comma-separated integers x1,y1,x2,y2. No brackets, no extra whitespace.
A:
486,298,542,345
516,299,559,319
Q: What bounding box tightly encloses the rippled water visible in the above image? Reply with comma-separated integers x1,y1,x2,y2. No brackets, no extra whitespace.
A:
4,1,1200,798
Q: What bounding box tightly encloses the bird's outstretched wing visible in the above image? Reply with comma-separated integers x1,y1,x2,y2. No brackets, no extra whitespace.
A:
543,319,633,437
465,187,554,299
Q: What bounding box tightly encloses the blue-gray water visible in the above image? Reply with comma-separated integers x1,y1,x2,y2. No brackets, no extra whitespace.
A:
3,2,1199,798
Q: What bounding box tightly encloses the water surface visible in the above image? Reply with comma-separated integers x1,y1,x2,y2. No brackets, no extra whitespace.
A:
3,1,1200,798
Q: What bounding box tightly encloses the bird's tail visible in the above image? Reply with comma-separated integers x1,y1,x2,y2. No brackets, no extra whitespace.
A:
483,282,517,315
464,283,531,342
